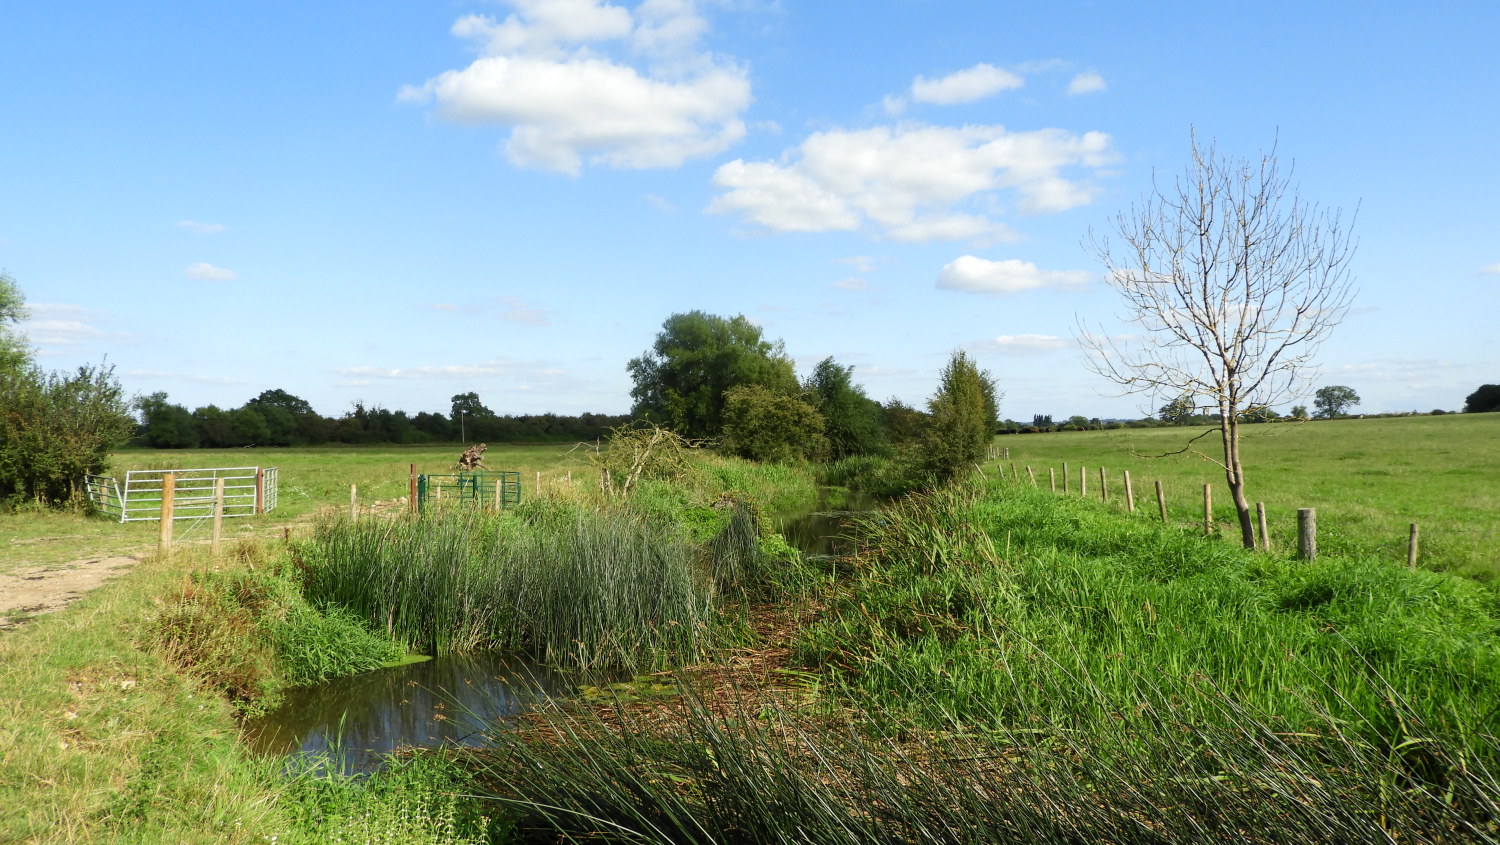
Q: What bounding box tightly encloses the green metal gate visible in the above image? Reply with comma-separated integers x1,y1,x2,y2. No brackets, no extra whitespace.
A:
416,471,522,512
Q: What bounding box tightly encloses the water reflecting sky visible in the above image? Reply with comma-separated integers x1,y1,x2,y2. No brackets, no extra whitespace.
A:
244,653,569,775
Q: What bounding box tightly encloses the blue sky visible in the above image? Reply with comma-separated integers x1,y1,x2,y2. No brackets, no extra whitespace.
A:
3,0,1495,422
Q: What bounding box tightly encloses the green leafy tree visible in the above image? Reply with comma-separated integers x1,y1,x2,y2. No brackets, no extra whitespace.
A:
247,388,328,444
134,392,199,448
0,276,134,506
921,350,998,481
1158,394,1197,425
721,385,829,463
1313,385,1359,418
883,399,928,445
0,363,135,506
1290,404,1309,420
627,311,798,439
804,357,887,459
0,271,29,377
1462,384,1500,413
192,405,236,448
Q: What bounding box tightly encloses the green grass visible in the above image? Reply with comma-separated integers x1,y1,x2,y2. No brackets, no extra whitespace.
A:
0,547,294,843
993,414,1500,578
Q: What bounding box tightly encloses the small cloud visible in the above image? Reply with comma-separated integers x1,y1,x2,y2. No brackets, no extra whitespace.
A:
643,193,677,213
937,256,1091,295
910,63,1024,105
976,334,1072,354
177,220,227,235
125,369,243,385
831,277,870,291
1482,262,1500,275
185,262,237,281
1067,72,1107,96
22,303,141,350
500,302,549,326
837,255,878,274
335,360,518,380
881,95,907,117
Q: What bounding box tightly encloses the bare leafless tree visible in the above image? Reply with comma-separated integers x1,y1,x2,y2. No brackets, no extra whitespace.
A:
1079,132,1357,549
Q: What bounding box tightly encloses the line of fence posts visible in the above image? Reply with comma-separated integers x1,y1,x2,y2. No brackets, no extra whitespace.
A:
986,458,1425,568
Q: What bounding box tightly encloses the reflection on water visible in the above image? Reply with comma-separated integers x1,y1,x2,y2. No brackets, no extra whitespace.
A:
244,653,570,775
774,490,876,558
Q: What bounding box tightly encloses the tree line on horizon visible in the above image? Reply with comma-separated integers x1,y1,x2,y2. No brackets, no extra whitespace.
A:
133,389,632,449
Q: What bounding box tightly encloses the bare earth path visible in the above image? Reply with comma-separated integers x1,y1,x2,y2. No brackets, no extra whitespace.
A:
0,554,141,628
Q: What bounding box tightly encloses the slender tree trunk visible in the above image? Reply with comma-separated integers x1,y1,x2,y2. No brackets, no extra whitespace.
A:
1222,415,1256,549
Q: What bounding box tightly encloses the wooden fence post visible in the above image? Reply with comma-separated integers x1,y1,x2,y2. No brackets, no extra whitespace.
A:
1256,502,1270,552
1408,523,1420,568
1123,471,1135,513
1062,462,1069,493
409,464,418,515
211,477,225,557
1202,484,1213,535
350,484,358,520
255,467,265,515
1027,466,1037,487
1049,467,1056,493
496,480,504,511
159,472,175,556
1298,508,1317,562
1079,466,1087,498
1099,467,1107,503
1155,480,1167,522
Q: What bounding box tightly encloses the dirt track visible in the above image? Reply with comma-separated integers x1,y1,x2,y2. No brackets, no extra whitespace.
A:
0,555,140,628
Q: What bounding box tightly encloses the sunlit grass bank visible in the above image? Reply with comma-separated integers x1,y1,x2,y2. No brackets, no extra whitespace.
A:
463,480,1500,843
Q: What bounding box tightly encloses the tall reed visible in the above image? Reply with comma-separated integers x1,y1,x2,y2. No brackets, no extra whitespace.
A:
294,504,717,671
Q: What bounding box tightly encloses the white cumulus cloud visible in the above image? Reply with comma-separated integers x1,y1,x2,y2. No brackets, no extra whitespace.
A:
185,262,237,281
977,334,1073,353
711,125,1114,242
911,63,1024,105
1067,72,1107,95
400,0,751,174
1482,262,1500,275
937,256,1091,295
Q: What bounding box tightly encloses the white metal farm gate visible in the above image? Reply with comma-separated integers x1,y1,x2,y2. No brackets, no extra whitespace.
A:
84,467,278,523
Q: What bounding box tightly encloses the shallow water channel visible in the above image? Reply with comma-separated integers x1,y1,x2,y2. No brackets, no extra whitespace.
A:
246,490,873,773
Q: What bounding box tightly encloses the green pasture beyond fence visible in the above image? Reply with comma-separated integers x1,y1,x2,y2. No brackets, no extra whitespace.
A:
983,455,1492,569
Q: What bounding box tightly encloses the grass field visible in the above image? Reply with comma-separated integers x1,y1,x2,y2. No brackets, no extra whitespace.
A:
1,442,598,574
993,413,1500,578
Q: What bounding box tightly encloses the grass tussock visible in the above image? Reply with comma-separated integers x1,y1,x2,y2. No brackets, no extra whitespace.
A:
148,542,402,712
294,503,720,671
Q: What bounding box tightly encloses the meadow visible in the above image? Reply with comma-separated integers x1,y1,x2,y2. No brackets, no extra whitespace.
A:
995,413,1499,578
2,415,1497,842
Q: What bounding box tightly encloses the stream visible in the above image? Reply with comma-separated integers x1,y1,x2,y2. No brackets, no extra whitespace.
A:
245,490,873,773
